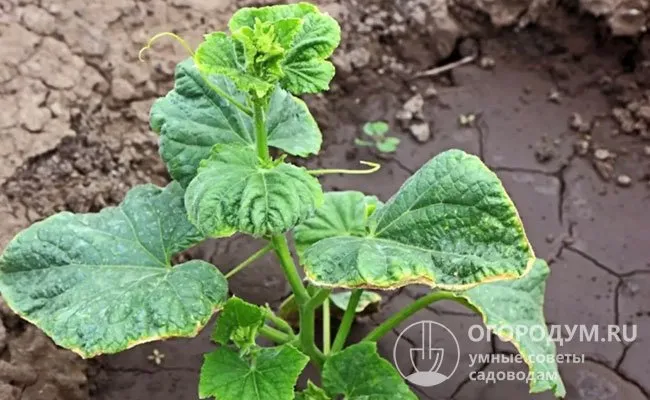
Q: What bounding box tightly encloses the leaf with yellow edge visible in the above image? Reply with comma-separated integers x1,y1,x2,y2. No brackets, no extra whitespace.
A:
452,259,566,397
0,182,228,358
302,149,535,290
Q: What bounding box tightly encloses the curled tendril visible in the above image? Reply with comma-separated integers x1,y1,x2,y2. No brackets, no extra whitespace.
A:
308,161,381,176
138,32,195,62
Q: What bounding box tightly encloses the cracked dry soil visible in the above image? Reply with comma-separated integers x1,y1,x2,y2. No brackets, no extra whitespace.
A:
1,0,650,399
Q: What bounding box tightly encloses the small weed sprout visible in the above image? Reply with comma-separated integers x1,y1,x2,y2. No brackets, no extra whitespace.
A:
354,121,401,153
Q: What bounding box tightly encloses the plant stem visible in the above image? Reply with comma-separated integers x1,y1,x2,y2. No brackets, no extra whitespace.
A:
309,161,381,176
305,288,331,310
271,235,309,304
259,325,291,344
253,99,269,162
198,70,253,116
270,234,324,366
265,308,295,336
323,298,331,354
225,243,273,279
364,291,456,342
331,289,362,353
299,303,325,367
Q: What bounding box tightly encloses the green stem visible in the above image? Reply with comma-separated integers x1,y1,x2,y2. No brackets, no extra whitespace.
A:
225,243,273,279
265,308,295,336
198,70,253,116
271,234,324,366
331,289,362,353
259,325,291,344
323,298,331,354
309,161,381,176
364,291,456,342
305,288,331,310
299,303,325,367
253,99,269,162
271,235,309,304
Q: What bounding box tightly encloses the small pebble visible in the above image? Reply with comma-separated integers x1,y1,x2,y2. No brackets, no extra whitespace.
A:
616,174,632,187
574,139,590,156
644,145,650,156
594,148,611,160
548,89,561,103
479,56,495,69
545,234,555,243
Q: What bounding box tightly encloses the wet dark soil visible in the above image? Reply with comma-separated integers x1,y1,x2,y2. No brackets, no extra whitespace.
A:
1,1,650,399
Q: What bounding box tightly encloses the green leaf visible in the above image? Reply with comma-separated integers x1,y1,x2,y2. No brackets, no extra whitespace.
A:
0,182,227,358
151,59,322,187
354,138,374,147
322,342,417,399
229,3,319,31
295,381,330,400
212,297,265,350
453,259,566,397
185,145,323,238
193,32,273,97
229,3,341,95
303,149,535,290
330,291,382,313
199,344,309,400
363,121,389,137
376,137,400,153
294,191,381,257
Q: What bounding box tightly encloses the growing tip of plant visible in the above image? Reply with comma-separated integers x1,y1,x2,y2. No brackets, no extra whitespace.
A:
138,32,195,62
308,161,381,176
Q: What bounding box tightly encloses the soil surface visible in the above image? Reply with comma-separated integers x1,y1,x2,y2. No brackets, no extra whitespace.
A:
1,0,650,399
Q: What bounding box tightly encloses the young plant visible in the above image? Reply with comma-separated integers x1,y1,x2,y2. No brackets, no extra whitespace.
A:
0,3,566,399
354,121,401,153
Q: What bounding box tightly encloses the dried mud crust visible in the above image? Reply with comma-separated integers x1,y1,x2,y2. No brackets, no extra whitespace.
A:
0,0,649,400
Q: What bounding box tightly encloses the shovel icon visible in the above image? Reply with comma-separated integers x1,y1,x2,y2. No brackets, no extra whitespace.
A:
405,321,449,387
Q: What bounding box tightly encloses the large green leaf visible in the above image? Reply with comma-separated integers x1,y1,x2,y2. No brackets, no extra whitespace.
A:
212,297,266,350
303,149,535,290
294,191,381,257
0,183,227,358
150,59,322,187
453,259,565,397
198,2,340,96
322,342,417,399
185,145,323,238
199,344,309,400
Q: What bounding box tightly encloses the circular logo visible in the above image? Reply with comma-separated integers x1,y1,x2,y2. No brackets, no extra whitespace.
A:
393,320,460,387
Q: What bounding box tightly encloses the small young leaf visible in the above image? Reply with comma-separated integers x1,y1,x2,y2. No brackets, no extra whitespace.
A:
294,191,381,257
199,344,309,400
0,182,228,358
295,381,330,400
185,145,324,238
330,291,382,313
353,138,374,147
193,32,274,97
363,121,389,137
376,137,400,153
229,3,319,31
322,342,417,399
452,259,566,397
212,297,265,349
302,149,535,290
229,3,341,95
151,59,322,187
